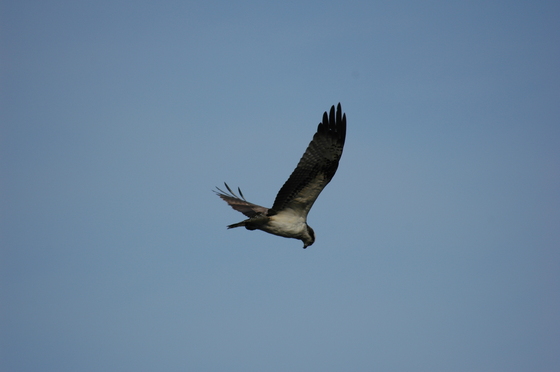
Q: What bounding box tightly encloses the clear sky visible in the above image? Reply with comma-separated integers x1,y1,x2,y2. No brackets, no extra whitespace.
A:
2,1,559,371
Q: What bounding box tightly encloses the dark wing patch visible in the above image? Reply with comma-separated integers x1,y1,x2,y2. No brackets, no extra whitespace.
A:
271,103,346,215
214,182,269,217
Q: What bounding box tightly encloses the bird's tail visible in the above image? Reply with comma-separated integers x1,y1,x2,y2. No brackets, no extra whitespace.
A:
227,221,246,229
227,215,266,230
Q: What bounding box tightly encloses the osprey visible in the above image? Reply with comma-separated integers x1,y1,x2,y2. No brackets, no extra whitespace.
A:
214,103,346,249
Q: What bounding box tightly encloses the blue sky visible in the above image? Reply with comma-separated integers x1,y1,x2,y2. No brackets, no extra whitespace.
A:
2,1,559,371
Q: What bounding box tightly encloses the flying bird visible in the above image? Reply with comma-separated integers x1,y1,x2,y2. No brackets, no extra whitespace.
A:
214,103,346,248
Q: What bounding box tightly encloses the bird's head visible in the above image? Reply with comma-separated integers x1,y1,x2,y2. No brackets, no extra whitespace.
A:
302,225,315,249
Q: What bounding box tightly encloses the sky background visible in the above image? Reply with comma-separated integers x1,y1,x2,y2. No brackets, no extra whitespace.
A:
2,1,559,371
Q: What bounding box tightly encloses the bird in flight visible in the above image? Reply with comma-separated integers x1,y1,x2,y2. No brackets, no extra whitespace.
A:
214,103,346,249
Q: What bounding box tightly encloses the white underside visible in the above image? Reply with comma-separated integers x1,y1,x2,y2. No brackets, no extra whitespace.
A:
262,210,307,238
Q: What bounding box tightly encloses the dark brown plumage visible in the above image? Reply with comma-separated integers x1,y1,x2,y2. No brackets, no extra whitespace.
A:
214,103,346,248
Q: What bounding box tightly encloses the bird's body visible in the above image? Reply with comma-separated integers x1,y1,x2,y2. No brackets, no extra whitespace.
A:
214,103,346,248
264,211,310,238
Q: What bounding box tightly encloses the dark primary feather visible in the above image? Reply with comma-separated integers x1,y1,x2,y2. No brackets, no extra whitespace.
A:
214,182,269,217
271,103,346,213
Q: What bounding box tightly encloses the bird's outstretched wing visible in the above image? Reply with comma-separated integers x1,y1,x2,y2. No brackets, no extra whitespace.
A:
271,103,346,216
214,183,269,217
